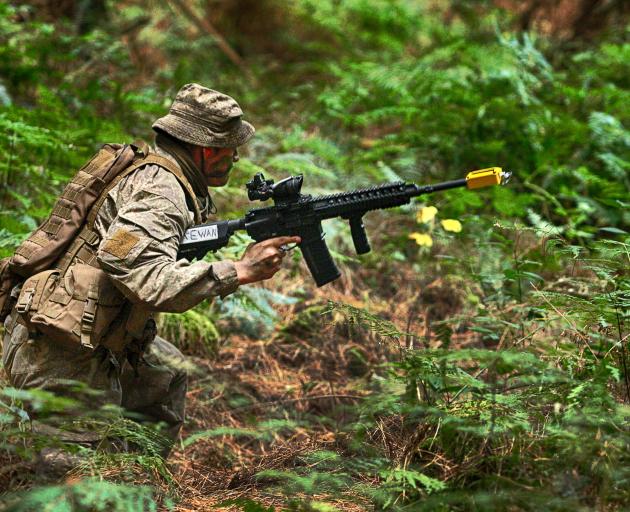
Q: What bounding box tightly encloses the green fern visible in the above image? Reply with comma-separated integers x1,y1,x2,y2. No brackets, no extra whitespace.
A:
0,479,166,512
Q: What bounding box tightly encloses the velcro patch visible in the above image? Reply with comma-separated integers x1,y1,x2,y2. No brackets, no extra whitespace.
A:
102,229,140,259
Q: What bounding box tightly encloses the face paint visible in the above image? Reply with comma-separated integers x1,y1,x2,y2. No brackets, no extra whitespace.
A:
203,147,215,162
195,147,240,186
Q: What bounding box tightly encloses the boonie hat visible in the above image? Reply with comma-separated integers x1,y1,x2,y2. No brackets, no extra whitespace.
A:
152,83,255,148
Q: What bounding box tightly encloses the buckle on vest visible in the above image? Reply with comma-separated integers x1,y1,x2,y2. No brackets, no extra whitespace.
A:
83,306,96,325
81,230,100,246
16,288,35,314
80,282,99,349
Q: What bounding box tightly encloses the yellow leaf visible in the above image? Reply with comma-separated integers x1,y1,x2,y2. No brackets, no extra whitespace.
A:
441,219,462,233
417,206,438,224
409,232,433,247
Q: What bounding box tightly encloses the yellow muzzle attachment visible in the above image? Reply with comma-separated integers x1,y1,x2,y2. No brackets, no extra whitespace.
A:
466,167,511,189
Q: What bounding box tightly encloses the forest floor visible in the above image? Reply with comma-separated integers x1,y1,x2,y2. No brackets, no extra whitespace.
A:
163,266,468,510
2,250,626,510
0,251,494,510
0,261,463,509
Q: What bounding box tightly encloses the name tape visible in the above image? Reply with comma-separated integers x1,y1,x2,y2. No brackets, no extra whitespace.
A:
182,224,219,244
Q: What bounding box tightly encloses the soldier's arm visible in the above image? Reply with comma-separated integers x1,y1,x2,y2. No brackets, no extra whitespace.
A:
96,166,239,312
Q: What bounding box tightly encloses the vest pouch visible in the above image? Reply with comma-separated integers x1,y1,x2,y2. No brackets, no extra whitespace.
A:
15,269,60,319
26,264,126,350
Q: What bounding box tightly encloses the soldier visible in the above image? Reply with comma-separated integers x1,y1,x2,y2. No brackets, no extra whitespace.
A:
2,83,300,464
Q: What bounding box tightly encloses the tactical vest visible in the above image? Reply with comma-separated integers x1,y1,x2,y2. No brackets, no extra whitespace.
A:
1,142,201,353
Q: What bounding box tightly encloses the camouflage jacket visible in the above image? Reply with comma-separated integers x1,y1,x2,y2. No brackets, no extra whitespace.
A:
94,147,239,313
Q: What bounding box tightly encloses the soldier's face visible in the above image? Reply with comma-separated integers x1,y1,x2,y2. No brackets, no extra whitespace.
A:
192,146,239,187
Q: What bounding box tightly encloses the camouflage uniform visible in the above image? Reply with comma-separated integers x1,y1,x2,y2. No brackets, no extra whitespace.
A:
2,148,236,442
2,84,254,449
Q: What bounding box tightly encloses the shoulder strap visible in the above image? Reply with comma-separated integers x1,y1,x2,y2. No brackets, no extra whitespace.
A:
139,154,203,224
86,152,203,229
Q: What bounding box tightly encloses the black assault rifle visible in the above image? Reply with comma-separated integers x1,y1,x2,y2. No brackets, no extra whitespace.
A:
177,168,511,287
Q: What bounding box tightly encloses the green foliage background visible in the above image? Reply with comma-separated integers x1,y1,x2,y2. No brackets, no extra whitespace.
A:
0,0,628,510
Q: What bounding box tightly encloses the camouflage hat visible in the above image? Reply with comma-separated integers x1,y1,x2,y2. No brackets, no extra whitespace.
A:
152,83,255,148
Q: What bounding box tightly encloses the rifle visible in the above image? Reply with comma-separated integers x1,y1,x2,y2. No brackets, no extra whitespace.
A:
178,167,511,287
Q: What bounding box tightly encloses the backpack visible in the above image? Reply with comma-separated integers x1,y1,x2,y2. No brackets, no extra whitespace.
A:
1,141,200,352
1,142,146,322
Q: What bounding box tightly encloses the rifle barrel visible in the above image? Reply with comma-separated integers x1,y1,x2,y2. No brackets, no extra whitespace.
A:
413,178,468,195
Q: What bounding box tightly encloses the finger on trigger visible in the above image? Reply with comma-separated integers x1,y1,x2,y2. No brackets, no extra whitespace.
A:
273,236,298,246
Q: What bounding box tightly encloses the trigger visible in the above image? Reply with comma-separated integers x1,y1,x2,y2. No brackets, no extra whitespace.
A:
280,244,298,253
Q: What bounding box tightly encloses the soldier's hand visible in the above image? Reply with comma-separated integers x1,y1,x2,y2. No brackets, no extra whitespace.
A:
234,236,301,285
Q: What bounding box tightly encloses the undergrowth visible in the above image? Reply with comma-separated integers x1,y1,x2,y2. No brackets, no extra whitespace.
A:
0,0,628,511
254,233,629,510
